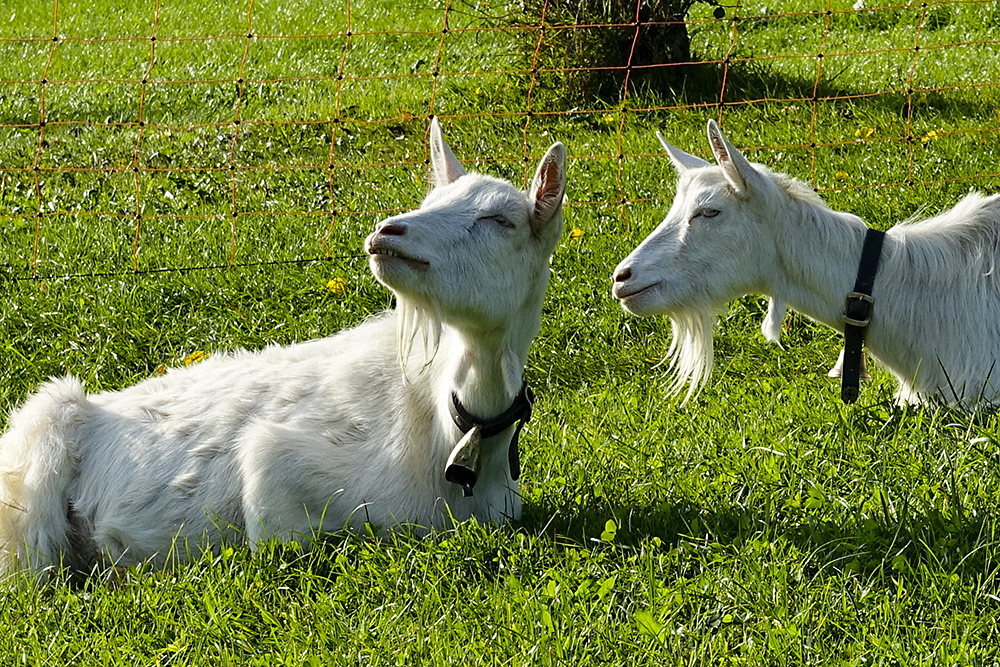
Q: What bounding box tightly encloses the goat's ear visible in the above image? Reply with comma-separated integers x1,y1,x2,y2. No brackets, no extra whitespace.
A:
529,142,567,234
706,119,757,194
429,117,467,188
657,131,710,172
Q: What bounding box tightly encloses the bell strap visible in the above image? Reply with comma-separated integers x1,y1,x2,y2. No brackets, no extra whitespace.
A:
450,381,534,481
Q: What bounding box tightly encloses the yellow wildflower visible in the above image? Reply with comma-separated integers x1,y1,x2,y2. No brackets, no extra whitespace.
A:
183,350,208,366
835,171,849,181
326,276,347,295
920,129,940,143
854,127,875,140
569,227,584,241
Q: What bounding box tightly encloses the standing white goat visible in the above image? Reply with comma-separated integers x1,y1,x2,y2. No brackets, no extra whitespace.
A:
612,119,1000,406
0,119,567,577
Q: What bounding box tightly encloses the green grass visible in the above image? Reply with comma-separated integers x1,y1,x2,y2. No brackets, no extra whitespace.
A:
3,0,1000,663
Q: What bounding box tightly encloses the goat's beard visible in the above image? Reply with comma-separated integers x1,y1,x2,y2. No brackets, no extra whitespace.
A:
397,296,442,378
662,305,718,403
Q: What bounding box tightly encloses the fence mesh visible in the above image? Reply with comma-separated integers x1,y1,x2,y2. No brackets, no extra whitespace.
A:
1,0,999,281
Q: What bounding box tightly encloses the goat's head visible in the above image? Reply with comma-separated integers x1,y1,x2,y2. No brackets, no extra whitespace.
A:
611,120,785,397
366,118,566,360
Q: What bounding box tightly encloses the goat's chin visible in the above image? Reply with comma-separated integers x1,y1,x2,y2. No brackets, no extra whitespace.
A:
618,283,671,317
369,259,429,294
617,278,707,318
619,297,657,317
662,306,718,404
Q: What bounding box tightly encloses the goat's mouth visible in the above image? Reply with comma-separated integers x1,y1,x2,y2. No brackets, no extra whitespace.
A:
365,238,430,271
615,279,667,315
614,279,662,302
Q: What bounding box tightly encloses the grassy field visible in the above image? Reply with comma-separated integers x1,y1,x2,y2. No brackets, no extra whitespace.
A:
2,0,1000,663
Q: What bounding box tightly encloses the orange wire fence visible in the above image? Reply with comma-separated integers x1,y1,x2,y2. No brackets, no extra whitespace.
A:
1,0,999,281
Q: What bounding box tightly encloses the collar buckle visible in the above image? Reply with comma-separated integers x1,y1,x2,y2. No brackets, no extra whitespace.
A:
843,291,875,327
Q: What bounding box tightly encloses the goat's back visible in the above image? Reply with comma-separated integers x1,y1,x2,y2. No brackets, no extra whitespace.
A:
2,312,461,571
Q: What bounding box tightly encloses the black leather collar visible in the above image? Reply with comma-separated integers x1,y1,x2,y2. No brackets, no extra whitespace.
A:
449,381,534,481
840,228,886,403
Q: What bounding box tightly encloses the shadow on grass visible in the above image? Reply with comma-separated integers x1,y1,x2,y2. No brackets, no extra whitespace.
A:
622,59,995,128
35,490,997,592
521,493,1000,580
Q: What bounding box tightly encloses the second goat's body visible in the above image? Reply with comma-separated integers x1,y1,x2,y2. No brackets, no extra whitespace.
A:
613,120,1000,406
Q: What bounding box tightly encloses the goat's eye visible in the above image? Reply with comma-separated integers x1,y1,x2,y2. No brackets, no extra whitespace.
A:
696,209,721,220
478,214,515,229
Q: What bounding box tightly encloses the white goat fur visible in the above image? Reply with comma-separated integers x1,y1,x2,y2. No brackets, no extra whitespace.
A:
0,119,567,576
613,119,1000,406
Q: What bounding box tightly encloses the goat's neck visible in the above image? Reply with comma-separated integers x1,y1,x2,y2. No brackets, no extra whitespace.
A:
770,200,870,332
444,328,526,420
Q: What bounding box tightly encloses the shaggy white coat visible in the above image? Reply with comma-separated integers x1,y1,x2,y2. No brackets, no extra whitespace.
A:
0,119,567,576
613,119,1000,406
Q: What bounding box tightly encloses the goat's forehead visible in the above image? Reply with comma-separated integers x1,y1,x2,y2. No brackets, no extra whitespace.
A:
672,169,731,204
421,174,525,212
678,168,729,193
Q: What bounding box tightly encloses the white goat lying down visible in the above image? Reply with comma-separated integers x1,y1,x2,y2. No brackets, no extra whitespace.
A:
613,119,1000,406
0,119,567,576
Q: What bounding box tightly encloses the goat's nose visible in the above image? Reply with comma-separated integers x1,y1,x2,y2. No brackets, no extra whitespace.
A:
613,266,632,283
375,220,407,236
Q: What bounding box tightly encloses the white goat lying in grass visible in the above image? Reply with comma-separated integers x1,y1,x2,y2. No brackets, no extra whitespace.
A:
613,119,1000,406
0,119,567,577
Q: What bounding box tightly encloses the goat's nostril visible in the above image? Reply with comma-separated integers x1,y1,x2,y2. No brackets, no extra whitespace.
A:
614,267,632,283
376,221,407,236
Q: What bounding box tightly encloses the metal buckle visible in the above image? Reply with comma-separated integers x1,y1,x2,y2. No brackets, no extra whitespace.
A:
843,292,874,327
